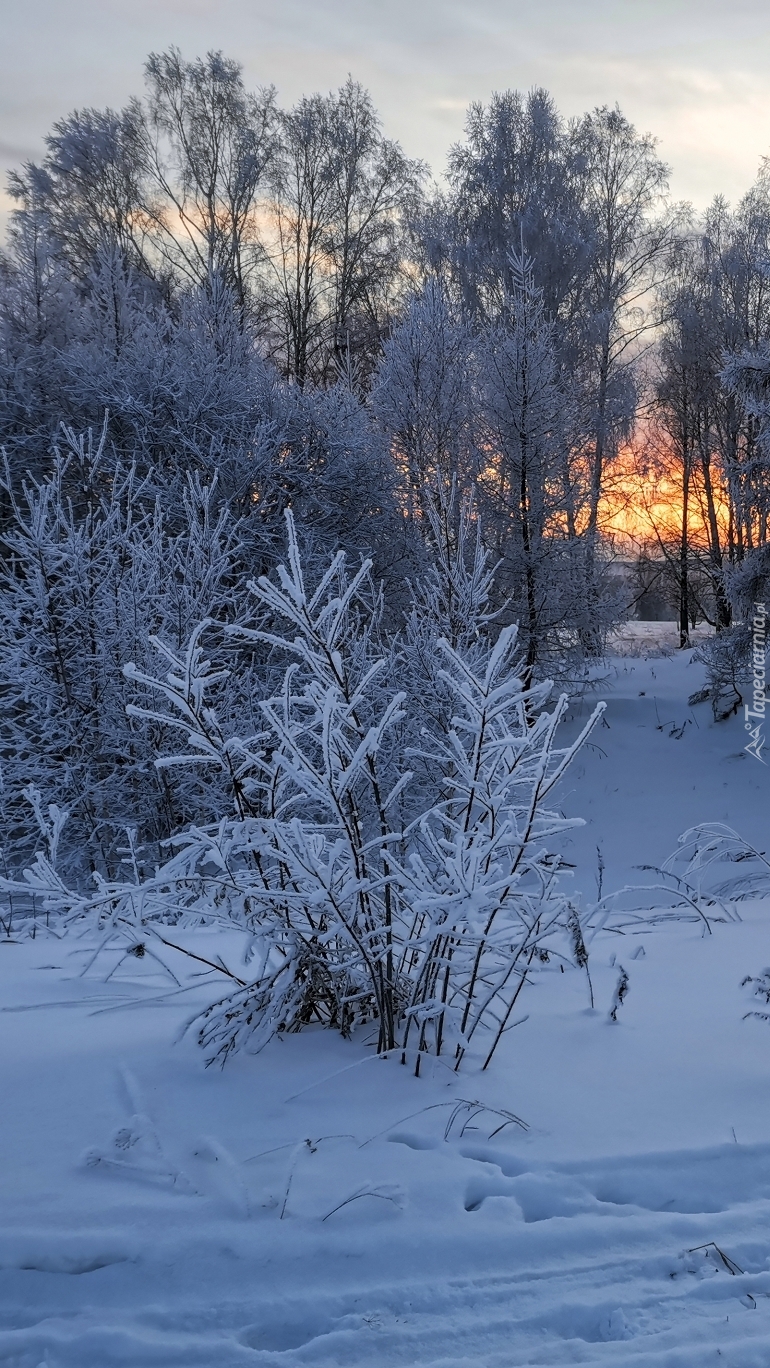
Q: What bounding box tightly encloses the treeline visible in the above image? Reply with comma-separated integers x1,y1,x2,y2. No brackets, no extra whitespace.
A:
0,54,686,646
644,186,770,651
1,48,769,875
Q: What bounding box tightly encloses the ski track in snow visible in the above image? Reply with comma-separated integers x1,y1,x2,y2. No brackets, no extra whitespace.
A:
1,647,770,1367
4,1188,770,1366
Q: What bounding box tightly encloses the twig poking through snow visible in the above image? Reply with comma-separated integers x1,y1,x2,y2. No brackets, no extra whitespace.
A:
609,967,629,1021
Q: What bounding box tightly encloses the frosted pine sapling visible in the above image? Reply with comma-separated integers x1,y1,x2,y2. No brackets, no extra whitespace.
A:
398,625,605,1069
120,508,411,1056
2,511,606,1072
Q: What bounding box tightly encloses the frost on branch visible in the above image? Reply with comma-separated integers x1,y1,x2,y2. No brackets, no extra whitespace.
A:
1,510,604,1071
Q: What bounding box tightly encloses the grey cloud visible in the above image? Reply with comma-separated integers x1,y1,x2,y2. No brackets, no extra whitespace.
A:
1,0,769,221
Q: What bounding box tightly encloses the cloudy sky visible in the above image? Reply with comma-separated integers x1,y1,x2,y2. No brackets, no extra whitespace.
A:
1,0,769,227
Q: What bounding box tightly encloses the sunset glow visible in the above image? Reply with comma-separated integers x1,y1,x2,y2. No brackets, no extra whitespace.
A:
597,444,731,552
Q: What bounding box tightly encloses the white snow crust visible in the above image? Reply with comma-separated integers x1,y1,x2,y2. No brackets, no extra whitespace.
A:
2,646,770,1367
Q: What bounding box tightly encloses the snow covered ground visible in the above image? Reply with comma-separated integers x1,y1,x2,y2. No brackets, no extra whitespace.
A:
2,644,770,1368
606,621,715,657
557,639,768,904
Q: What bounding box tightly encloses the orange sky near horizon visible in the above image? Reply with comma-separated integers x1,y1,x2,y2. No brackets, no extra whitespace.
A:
597,445,731,553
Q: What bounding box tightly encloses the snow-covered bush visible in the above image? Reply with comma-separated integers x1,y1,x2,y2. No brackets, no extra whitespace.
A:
670,825,770,905
399,625,604,1069
693,546,770,721
584,823,755,942
1,511,605,1070
0,423,249,878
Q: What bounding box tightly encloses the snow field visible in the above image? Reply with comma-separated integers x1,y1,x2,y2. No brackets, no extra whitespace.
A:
1,648,769,1366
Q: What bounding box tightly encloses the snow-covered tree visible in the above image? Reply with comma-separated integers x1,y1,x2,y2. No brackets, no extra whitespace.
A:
478,252,600,680
371,279,477,521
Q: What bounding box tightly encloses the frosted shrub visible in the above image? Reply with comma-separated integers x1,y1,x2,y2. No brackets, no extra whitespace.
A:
399,626,604,1069
0,423,247,878
1,511,604,1070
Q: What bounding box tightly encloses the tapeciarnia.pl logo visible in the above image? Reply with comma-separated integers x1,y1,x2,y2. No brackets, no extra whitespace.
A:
745,600,768,763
